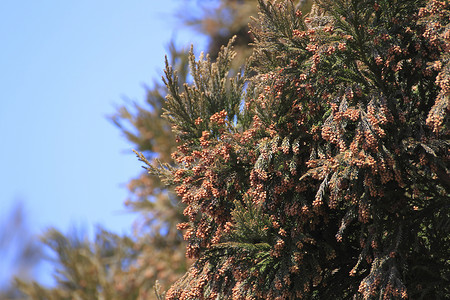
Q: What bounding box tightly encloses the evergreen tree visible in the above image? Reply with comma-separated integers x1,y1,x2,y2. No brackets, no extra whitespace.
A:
135,0,449,298
16,228,149,300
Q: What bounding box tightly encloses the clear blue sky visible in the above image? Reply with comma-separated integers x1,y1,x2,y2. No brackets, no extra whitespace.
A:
0,0,209,286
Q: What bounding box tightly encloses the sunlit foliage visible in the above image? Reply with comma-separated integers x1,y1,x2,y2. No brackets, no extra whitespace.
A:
137,0,449,298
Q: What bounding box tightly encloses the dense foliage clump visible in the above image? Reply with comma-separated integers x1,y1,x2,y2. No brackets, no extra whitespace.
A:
137,0,449,299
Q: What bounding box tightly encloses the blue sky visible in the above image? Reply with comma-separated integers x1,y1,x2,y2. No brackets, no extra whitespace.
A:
0,1,209,286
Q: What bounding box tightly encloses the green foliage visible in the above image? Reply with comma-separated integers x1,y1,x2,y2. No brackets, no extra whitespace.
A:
162,37,246,141
229,197,272,244
141,0,449,299
16,228,143,300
